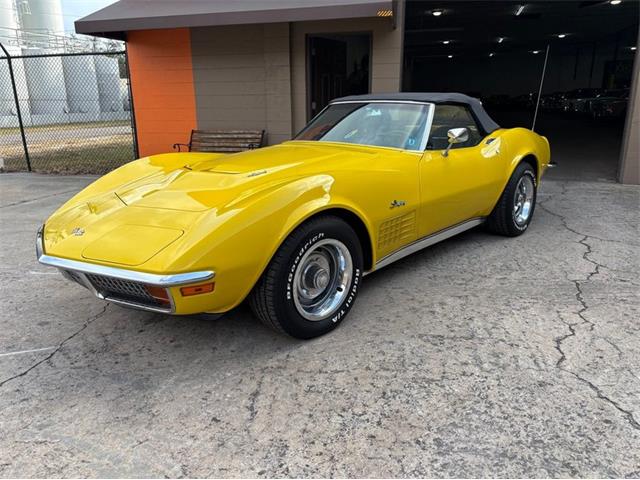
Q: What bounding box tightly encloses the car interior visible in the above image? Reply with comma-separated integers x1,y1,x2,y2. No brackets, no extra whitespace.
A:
427,105,483,150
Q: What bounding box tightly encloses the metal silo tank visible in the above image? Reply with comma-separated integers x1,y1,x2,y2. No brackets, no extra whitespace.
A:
18,0,68,122
94,55,124,117
62,55,100,120
18,0,65,47
0,0,19,50
0,57,32,127
0,0,18,121
0,60,14,117
22,48,67,119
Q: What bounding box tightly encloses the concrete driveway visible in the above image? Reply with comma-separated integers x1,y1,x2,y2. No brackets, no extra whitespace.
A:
0,173,638,477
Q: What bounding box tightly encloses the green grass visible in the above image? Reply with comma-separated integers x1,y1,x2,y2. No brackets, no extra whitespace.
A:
0,120,131,136
2,136,135,175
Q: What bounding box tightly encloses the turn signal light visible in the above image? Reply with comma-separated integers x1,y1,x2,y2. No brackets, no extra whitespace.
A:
145,285,171,304
180,282,215,297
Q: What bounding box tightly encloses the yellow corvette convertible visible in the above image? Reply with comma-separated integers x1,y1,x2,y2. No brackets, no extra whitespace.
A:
38,93,551,338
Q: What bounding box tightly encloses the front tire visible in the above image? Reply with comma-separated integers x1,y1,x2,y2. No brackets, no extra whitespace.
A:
249,215,363,339
486,162,537,236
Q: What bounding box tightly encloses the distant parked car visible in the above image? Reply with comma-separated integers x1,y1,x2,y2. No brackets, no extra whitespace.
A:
562,88,602,113
540,92,566,111
512,92,536,110
484,94,511,110
590,89,629,120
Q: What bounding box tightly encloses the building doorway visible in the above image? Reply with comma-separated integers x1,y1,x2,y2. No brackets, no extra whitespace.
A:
307,33,371,119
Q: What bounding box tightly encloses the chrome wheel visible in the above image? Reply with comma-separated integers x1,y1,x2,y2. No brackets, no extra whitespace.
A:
513,175,535,227
292,239,353,321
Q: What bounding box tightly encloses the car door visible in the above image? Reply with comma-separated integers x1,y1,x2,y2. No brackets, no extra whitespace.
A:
418,104,505,237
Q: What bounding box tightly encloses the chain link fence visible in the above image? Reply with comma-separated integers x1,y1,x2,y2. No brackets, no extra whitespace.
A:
1,48,137,174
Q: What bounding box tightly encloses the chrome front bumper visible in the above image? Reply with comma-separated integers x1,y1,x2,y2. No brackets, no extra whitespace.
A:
36,226,215,314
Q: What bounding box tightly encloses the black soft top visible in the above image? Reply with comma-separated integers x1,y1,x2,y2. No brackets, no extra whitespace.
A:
331,92,501,135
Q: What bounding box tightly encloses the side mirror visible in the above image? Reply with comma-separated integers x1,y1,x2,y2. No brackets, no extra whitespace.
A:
442,127,469,157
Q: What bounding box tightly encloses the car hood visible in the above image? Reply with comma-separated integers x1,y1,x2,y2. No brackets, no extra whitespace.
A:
115,141,379,212
43,141,389,267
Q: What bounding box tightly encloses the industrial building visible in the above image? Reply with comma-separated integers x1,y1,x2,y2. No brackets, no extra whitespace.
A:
0,0,128,127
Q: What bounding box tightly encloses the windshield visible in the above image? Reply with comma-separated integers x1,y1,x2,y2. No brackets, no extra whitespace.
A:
295,102,431,151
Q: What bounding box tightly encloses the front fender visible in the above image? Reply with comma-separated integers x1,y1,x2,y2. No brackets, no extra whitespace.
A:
150,174,374,313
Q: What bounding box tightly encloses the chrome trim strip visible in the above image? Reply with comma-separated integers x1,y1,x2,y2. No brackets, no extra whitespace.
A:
420,103,436,151
38,253,215,287
36,225,44,258
330,100,433,106
374,217,485,271
104,296,174,314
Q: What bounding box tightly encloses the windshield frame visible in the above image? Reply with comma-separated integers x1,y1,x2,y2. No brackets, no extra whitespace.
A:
295,100,436,152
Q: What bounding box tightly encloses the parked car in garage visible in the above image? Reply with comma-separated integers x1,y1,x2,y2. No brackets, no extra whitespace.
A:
562,88,603,113
540,92,567,112
511,92,537,110
590,88,630,120
37,93,552,339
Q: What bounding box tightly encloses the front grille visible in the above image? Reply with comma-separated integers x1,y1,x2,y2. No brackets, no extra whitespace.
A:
84,273,170,310
62,269,85,285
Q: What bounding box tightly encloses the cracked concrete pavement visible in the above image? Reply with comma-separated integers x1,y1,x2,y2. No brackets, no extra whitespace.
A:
0,172,638,477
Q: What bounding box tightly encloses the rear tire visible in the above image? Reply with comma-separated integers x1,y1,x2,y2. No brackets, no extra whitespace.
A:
486,162,537,237
249,215,363,339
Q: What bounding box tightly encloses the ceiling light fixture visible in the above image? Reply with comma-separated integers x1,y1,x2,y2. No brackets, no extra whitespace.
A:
489,52,495,57
609,0,622,5
532,50,541,54
432,9,443,16
442,40,450,44
631,46,637,51
447,55,453,58
515,4,526,16
498,37,505,44
557,33,567,38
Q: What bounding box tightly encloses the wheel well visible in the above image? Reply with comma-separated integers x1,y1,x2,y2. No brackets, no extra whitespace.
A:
520,154,538,178
307,208,374,271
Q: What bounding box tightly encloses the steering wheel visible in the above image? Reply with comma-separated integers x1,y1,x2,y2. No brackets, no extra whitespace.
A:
427,126,451,150
375,129,408,149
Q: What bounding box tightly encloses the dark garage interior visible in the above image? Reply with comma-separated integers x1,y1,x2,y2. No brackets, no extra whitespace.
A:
403,0,639,182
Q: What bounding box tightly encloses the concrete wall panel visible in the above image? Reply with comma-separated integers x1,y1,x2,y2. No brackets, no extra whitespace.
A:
619,35,639,185
191,23,292,145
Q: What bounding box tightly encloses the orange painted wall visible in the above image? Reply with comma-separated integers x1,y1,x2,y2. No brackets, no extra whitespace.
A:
126,29,197,157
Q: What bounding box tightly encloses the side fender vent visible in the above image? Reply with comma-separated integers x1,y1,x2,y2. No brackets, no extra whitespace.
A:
378,211,416,249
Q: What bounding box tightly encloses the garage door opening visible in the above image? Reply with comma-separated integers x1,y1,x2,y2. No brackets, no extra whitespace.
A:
403,0,639,183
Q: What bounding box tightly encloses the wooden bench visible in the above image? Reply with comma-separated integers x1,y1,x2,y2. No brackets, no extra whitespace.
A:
173,129,266,153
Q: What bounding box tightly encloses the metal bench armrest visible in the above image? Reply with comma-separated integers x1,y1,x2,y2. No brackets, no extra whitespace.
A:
172,143,190,152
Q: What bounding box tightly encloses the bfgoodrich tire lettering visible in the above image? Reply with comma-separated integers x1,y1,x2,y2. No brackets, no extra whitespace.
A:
486,162,537,237
249,215,363,339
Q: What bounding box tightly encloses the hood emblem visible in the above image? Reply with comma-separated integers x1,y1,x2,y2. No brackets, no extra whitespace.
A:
71,227,85,236
390,200,406,209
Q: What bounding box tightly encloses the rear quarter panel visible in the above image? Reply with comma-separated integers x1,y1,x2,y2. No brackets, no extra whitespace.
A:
502,127,551,183
476,127,551,217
